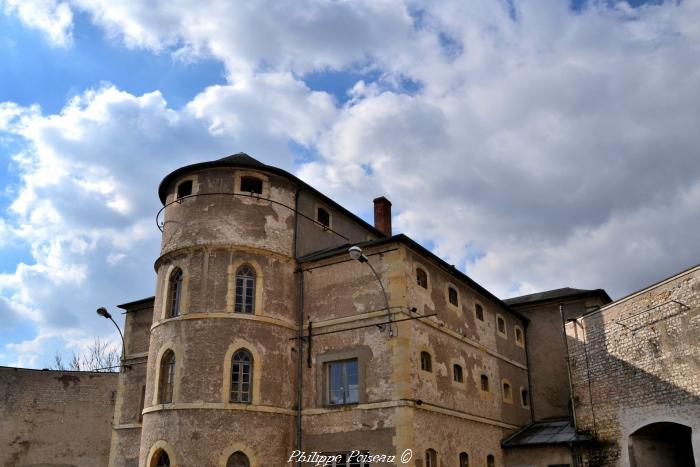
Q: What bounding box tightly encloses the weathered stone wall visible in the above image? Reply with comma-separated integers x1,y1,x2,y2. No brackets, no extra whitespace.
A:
0,366,117,467
566,264,700,467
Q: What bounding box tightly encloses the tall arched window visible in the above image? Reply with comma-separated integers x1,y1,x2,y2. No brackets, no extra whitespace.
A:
159,350,176,404
487,454,495,467
226,451,250,467
480,374,489,392
459,452,469,467
231,349,253,403
152,449,170,467
167,268,183,318
425,449,437,467
235,265,256,314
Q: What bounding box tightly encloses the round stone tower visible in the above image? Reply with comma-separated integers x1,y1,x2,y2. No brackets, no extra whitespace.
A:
140,153,299,467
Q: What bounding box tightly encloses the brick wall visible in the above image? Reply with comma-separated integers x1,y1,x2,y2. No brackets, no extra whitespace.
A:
566,264,700,466
0,366,118,467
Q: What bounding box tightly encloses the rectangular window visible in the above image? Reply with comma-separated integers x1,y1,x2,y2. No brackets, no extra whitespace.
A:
240,176,263,194
327,359,359,405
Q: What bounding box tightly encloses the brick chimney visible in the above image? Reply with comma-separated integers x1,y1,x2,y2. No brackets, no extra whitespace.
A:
373,196,392,236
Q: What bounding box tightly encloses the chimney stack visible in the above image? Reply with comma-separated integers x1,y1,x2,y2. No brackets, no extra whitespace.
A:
373,196,392,237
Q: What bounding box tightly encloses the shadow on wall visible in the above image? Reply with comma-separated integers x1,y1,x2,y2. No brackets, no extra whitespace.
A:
566,305,699,467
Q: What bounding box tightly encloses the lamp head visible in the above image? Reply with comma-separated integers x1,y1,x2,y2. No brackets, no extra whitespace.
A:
96,307,112,319
348,245,367,262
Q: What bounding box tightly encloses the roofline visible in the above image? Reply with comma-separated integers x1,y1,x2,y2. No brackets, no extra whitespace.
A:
506,289,612,308
300,234,529,323
0,365,119,375
117,296,155,310
157,156,386,238
578,259,700,320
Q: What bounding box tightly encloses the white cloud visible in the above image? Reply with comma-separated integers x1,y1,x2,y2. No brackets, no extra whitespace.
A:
2,0,73,46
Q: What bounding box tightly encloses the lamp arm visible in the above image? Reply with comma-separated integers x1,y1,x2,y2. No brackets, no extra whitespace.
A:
108,316,126,369
365,260,395,336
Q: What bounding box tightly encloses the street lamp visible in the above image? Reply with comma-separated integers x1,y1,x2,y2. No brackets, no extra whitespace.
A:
96,307,127,370
348,246,394,336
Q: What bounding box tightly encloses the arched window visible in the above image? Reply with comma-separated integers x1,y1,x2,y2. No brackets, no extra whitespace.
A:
487,454,495,467
159,350,176,404
503,381,512,401
475,304,484,321
420,351,432,372
425,449,437,467
167,268,183,318
231,349,253,403
416,268,428,289
453,364,463,383
459,452,469,467
448,286,458,306
521,388,529,407
240,176,263,194
497,316,506,334
515,327,524,345
480,374,489,392
235,265,256,314
152,449,170,467
226,451,250,467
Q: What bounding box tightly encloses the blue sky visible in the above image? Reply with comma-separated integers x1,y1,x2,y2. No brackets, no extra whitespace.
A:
1,0,699,368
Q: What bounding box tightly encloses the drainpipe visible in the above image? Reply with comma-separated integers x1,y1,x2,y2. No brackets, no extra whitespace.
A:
560,303,580,467
523,321,536,424
293,187,304,457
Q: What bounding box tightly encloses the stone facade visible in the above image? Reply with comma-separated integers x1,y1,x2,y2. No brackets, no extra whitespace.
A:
0,366,117,467
566,264,700,467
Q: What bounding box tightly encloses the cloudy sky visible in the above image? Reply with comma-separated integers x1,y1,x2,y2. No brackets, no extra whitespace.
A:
1,0,699,368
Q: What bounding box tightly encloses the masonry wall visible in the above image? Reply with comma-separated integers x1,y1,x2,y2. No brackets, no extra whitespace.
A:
0,366,118,467
566,264,700,467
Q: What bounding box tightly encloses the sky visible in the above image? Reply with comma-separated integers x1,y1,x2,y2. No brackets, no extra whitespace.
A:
1,0,699,368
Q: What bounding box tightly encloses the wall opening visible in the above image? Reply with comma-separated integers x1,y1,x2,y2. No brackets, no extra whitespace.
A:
628,422,695,467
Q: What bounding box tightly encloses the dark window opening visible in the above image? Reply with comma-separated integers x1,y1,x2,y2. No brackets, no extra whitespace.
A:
420,351,432,372
481,374,489,392
416,268,428,289
425,449,437,467
231,349,253,404
516,327,524,344
497,317,506,334
487,454,495,467
453,364,463,383
521,389,529,407
503,382,512,400
317,207,330,228
475,304,484,321
226,452,250,467
167,268,183,318
240,176,263,194
153,450,170,467
459,452,469,467
327,359,359,405
448,287,458,306
176,180,192,199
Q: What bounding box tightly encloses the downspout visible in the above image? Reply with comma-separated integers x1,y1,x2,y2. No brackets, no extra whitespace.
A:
560,303,579,467
293,187,304,457
523,320,536,424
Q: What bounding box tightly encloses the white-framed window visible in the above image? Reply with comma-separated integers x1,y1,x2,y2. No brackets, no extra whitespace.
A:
159,350,176,404
230,349,253,404
234,265,256,314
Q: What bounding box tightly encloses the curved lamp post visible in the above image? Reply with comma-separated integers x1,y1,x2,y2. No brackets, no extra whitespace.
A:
96,307,126,370
348,246,394,337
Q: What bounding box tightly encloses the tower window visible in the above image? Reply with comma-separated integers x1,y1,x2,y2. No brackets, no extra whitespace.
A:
453,364,463,383
480,374,489,392
425,449,437,467
317,207,330,228
159,350,175,404
152,449,170,467
487,454,495,467
515,327,524,346
176,180,192,199
475,304,484,321
240,176,263,194
448,287,458,306
416,268,428,289
420,351,432,372
231,349,253,404
167,268,183,318
459,452,469,467
503,381,512,401
234,265,256,314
